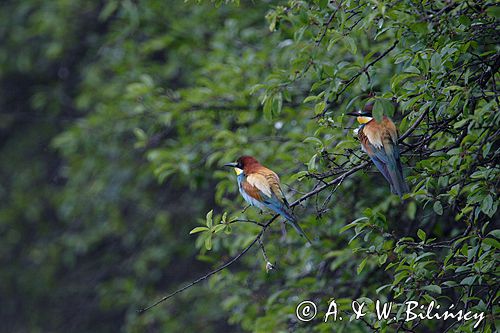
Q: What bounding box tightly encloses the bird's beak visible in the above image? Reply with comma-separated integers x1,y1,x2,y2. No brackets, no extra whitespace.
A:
223,162,238,168
346,111,360,116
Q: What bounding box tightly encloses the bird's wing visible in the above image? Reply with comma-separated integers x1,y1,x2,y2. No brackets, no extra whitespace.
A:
360,118,409,196
260,169,287,203
246,172,273,198
241,179,264,202
382,117,398,142
360,120,399,160
361,121,385,150
359,121,394,179
246,169,289,203
246,168,308,241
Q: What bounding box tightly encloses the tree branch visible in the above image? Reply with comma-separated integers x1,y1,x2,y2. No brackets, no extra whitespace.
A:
314,40,399,118
137,98,426,314
138,216,276,314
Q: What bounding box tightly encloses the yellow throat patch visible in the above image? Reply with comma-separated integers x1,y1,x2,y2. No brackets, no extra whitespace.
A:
234,167,243,175
357,116,373,124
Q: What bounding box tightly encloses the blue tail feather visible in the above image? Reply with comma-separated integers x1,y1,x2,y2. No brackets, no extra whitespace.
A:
369,144,409,198
266,200,312,244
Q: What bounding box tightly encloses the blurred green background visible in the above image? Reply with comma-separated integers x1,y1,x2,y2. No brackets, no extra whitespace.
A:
0,0,498,332
0,1,247,331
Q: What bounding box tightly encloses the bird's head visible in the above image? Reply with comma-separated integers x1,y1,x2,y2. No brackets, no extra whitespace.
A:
224,156,259,175
346,102,373,124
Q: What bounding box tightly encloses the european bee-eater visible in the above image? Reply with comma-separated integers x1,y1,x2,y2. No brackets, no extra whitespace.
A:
224,156,311,243
347,105,409,197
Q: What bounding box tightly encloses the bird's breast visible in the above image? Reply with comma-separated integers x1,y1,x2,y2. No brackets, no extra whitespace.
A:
236,173,245,189
237,174,267,210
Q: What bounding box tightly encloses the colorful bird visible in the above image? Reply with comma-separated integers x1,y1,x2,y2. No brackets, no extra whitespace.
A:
224,156,311,243
347,105,409,197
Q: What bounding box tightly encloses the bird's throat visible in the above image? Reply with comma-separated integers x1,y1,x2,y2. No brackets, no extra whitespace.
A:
357,116,373,124
234,167,243,175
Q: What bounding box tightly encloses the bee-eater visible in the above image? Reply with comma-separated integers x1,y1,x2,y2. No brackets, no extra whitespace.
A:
347,105,409,197
224,156,312,243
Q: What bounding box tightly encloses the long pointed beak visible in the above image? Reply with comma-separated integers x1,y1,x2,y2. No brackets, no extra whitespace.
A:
346,111,360,116
223,162,238,168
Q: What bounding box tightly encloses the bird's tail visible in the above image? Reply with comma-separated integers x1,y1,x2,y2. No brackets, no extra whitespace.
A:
281,208,312,244
387,155,409,198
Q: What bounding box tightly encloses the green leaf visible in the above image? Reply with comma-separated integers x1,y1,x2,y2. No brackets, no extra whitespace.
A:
430,53,443,71
433,201,443,215
391,73,418,91
213,224,226,233
357,257,368,275
133,128,147,141
303,95,319,103
443,85,463,93
458,15,471,26
404,66,421,74
417,229,426,241
382,98,395,117
488,230,500,239
407,201,417,220
378,253,388,265
393,271,409,285
421,285,441,294
303,137,323,146
483,142,492,158
344,36,357,55
206,209,213,228
263,97,273,121
190,226,209,234
99,0,119,21
314,101,326,115
486,5,500,19
273,93,283,115
481,194,495,217
307,154,317,172
460,276,476,286
204,236,212,251
376,285,392,296
267,12,277,31
483,237,500,249
340,217,368,233
372,99,384,122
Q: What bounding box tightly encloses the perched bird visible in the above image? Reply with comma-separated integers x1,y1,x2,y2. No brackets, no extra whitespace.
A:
347,104,409,197
224,156,311,243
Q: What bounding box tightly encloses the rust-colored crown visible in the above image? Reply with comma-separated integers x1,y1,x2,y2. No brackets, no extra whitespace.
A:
237,156,259,168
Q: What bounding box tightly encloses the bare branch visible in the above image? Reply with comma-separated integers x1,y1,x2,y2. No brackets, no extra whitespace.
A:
258,238,275,272
138,216,277,314
316,1,343,46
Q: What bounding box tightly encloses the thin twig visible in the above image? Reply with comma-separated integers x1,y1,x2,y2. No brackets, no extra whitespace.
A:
137,216,277,313
314,40,399,118
258,238,275,271
316,2,343,46
399,108,430,141
229,219,266,227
